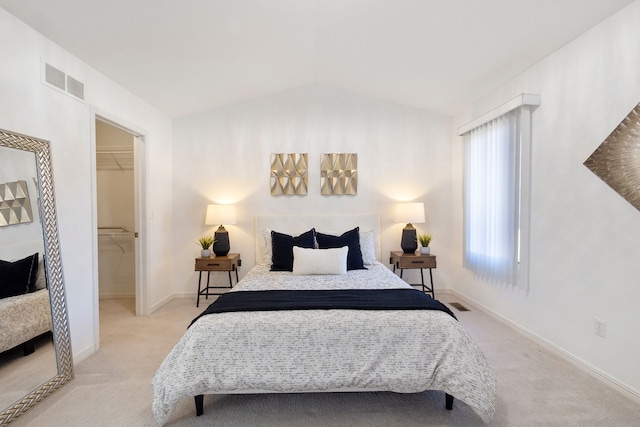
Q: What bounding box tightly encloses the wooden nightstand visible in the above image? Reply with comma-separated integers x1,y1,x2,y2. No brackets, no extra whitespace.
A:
389,251,437,298
194,253,241,307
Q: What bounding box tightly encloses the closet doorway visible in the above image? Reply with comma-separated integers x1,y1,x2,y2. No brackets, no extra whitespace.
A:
95,119,141,316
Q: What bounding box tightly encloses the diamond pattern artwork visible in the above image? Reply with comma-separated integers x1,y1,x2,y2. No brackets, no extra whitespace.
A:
584,102,640,212
271,153,308,196
0,180,33,226
320,153,358,195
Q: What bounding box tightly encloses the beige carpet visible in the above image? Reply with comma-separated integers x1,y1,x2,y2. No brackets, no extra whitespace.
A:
8,295,640,426
0,332,56,411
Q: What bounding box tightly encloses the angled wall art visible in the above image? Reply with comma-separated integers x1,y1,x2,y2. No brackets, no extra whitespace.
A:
584,102,640,212
320,153,358,195
0,180,33,226
270,153,308,196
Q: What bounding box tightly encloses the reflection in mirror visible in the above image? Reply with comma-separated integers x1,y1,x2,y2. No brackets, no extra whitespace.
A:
0,130,73,425
0,147,56,412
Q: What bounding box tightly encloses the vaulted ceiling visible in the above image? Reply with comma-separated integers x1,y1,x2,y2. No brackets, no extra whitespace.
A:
1,0,634,118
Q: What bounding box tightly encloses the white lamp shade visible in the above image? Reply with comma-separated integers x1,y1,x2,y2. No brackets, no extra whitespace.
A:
205,204,237,226
394,202,425,224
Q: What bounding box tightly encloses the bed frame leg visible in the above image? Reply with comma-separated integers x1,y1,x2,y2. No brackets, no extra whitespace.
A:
445,393,454,410
195,394,204,416
22,339,35,356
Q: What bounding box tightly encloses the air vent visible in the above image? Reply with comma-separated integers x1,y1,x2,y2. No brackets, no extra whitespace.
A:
45,63,66,91
449,302,470,311
66,75,85,100
43,61,85,101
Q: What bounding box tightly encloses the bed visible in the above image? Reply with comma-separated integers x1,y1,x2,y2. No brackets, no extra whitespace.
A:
0,253,52,355
152,214,496,425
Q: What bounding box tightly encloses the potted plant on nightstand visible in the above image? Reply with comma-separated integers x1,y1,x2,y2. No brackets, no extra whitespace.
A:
418,233,432,255
197,235,215,258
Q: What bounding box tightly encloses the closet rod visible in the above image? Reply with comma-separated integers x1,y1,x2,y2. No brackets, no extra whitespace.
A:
98,226,138,238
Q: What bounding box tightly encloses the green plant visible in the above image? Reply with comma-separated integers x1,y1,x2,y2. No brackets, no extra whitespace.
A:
197,235,215,250
418,233,432,247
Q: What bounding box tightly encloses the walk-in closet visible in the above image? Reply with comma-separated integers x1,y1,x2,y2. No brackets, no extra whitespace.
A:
95,120,136,307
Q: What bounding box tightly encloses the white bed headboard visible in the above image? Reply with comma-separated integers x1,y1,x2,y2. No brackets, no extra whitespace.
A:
254,213,380,265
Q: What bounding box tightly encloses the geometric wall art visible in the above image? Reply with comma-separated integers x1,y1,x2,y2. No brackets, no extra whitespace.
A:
320,153,358,195
0,180,33,226
270,153,308,196
583,102,640,212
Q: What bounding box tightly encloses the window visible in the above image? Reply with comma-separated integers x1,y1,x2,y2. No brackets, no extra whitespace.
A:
459,95,537,291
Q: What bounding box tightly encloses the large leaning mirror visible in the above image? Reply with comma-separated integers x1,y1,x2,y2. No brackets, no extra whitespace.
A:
0,129,73,425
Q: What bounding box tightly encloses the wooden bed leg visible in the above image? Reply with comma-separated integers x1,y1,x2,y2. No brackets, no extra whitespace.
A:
445,393,454,410
195,394,204,416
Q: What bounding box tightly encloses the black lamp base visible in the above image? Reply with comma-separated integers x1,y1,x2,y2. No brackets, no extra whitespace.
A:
400,224,417,254
213,226,230,256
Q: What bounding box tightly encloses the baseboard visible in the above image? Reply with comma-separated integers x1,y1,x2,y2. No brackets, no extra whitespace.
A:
149,293,176,313
99,293,135,299
73,344,96,365
451,289,640,405
172,292,194,299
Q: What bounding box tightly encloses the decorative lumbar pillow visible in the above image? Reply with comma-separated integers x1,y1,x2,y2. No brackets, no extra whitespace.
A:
316,227,366,270
35,255,47,290
0,252,39,299
292,246,348,275
271,229,316,271
359,230,376,265
263,229,273,266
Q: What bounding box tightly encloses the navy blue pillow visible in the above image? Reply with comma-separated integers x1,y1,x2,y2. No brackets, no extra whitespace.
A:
316,227,366,271
271,229,316,272
0,252,39,299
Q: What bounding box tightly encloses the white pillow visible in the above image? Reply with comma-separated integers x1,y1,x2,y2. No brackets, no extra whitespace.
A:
359,230,376,265
292,246,348,276
35,257,47,290
263,229,272,266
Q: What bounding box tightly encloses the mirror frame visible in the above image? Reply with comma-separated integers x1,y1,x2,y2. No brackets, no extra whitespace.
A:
0,129,73,425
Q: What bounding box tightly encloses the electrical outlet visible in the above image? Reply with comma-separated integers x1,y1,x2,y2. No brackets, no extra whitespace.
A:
594,318,607,338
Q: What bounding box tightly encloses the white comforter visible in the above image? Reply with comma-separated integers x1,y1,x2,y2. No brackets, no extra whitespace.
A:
152,263,496,425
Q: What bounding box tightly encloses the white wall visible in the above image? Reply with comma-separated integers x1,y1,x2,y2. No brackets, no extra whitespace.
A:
451,0,640,397
0,9,174,360
172,85,453,297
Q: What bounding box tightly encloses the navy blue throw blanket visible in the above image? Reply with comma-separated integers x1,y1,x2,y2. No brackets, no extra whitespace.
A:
190,289,456,327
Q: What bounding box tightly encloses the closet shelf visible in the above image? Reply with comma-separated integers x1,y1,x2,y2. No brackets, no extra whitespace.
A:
98,226,137,238
98,226,137,253
96,145,133,171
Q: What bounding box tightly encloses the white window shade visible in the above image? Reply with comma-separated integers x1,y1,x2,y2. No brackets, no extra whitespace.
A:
458,94,540,136
460,94,537,291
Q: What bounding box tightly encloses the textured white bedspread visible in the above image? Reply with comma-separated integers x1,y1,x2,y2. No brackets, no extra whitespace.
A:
152,263,496,425
0,289,52,353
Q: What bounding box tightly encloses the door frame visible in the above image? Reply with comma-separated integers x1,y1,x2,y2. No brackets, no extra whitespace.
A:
90,108,149,349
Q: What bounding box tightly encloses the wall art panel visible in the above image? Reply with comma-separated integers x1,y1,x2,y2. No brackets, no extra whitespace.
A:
584,102,640,212
270,153,308,196
320,153,358,195
0,180,33,226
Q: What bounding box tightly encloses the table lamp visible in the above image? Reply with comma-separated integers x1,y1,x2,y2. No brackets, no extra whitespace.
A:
395,202,425,254
205,204,237,256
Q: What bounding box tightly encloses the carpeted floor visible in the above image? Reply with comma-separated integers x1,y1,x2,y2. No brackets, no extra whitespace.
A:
0,332,56,411
8,295,640,426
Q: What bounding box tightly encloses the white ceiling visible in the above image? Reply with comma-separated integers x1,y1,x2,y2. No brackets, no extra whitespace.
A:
1,0,634,118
